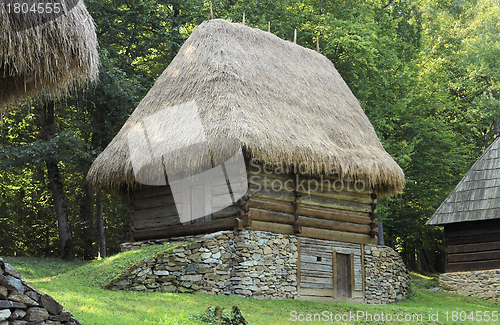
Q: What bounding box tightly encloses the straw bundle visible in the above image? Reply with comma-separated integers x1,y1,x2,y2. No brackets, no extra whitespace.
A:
87,19,404,195
0,0,98,107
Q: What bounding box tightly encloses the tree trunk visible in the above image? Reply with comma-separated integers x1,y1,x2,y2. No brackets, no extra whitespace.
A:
96,190,106,258
43,100,73,259
81,183,95,259
377,221,385,246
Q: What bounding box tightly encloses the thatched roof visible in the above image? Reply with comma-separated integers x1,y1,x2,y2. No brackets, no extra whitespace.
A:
87,19,404,195
0,0,99,107
428,136,500,226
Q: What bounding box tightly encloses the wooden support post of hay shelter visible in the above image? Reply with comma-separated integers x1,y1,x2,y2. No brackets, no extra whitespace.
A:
316,36,320,53
268,21,270,32
210,3,213,19
294,29,297,44
243,13,245,25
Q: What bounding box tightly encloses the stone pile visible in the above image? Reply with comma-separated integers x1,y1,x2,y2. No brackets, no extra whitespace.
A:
0,258,81,325
364,244,411,304
109,230,298,299
440,269,500,302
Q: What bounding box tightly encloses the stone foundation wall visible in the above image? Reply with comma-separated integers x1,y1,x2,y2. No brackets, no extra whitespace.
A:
0,258,81,325
114,231,410,304
111,230,298,299
440,270,500,302
364,244,411,304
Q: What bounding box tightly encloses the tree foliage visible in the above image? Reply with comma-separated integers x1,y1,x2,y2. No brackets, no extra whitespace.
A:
1,0,498,265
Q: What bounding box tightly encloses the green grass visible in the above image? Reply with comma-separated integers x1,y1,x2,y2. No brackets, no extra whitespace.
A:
2,248,499,325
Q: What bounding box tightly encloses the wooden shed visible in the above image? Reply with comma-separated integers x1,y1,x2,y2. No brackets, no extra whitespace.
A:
428,136,500,273
88,19,405,301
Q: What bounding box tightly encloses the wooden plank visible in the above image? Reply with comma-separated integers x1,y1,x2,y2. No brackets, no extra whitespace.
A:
303,186,373,204
248,198,295,214
297,238,301,289
133,216,180,230
298,204,374,225
133,186,172,200
446,259,500,272
332,251,337,298
296,295,363,303
249,208,372,234
301,262,334,272
299,282,334,289
447,250,500,263
296,174,373,195
133,194,175,210
300,276,333,285
133,204,178,221
248,221,377,245
132,217,237,241
446,233,500,245
300,269,333,278
361,244,365,300
298,288,334,297
350,253,355,298
247,183,296,202
301,194,372,213
211,205,241,219
445,225,500,239
446,241,500,254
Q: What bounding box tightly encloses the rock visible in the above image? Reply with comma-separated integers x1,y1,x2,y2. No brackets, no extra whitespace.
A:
0,286,7,299
8,308,26,320
0,310,11,321
4,263,23,279
0,301,26,309
9,320,28,325
0,274,24,293
40,294,63,315
25,307,49,322
8,292,39,306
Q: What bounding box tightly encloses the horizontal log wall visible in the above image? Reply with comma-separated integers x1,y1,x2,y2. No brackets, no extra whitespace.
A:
445,219,500,272
247,170,377,245
130,184,240,241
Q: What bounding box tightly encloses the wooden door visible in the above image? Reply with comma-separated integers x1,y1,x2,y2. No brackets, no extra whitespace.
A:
335,253,351,298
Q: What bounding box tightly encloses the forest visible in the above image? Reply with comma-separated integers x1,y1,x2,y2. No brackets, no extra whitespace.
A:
0,0,498,273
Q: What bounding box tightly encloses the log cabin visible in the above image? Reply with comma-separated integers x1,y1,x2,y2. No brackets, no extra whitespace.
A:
428,136,500,273
87,19,405,301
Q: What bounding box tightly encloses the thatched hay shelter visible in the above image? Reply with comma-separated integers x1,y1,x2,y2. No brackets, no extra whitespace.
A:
428,136,500,272
88,19,403,194
0,0,99,107
87,19,405,301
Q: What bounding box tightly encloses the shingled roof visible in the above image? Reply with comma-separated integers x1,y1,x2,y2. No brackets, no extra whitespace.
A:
428,136,500,225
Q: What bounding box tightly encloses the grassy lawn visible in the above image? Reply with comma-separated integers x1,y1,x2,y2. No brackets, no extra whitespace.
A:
2,246,498,325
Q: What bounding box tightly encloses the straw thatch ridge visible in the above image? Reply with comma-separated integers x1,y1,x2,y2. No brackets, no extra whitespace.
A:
0,0,99,107
428,136,500,226
87,19,404,195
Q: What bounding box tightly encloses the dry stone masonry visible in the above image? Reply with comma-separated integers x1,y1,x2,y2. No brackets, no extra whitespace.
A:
0,258,81,325
363,244,411,304
440,270,500,302
113,230,410,304
111,230,298,299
